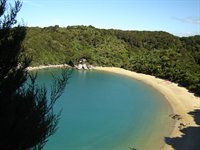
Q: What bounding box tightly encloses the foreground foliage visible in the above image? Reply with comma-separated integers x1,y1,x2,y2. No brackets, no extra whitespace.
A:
21,25,200,96
0,1,69,149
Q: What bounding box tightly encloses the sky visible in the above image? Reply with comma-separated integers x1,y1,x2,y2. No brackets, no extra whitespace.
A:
8,0,200,36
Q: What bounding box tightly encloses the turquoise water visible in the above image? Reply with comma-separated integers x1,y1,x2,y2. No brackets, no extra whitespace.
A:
33,69,174,150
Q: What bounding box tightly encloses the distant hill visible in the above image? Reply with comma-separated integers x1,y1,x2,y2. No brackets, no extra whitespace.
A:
21,25,200,96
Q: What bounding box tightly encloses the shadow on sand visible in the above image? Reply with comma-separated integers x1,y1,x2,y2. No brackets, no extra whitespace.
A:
165,109,200,150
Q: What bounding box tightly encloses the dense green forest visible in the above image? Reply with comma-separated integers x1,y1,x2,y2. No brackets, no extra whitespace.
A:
20,25,200,96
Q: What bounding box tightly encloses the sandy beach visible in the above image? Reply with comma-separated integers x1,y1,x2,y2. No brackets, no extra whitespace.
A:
94,67,200,150
27,64,70,71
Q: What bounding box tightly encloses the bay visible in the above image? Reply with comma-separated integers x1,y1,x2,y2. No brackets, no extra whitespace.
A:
33,68,174,150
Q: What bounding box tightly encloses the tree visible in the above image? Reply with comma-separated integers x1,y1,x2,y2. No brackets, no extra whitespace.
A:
0,0,69,149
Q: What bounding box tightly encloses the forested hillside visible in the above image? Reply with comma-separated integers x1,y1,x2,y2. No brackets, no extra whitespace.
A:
21,25,200,96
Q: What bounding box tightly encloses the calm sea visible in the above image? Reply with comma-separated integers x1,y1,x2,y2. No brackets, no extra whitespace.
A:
32,68,174,150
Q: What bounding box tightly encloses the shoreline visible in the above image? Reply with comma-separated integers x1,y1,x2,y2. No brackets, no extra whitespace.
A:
27,65,200,149
93,67,200,150
27,64,70,71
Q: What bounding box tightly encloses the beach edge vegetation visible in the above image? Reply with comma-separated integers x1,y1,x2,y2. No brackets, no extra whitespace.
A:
21,25,200,96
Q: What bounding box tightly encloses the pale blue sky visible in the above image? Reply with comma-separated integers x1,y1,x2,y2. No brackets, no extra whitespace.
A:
9,0,200,36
